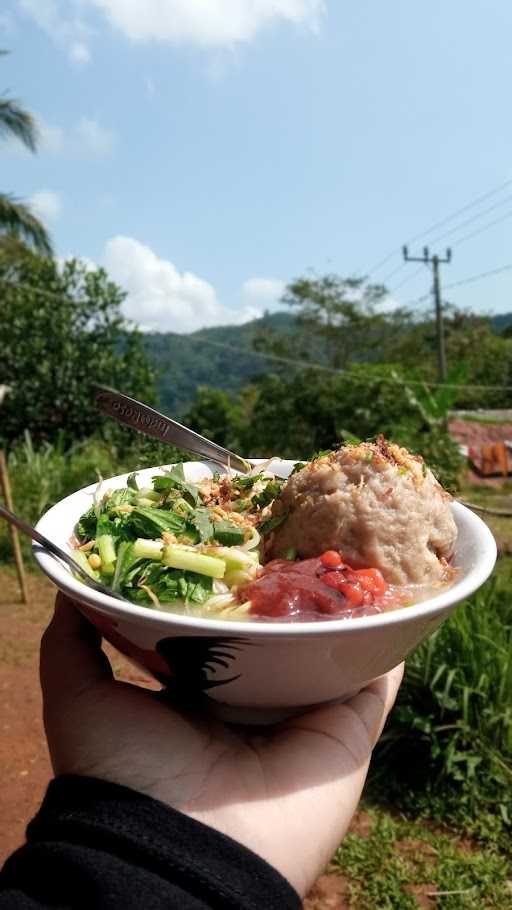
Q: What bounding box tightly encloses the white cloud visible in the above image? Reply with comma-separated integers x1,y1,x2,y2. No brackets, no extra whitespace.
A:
17,0,324,60
38,117,65,153
104,236,262,332
378,293,403,313
29,189,62,222
69,41,91,64
76,117,116,157
242,277,286,307
90,0,325,47
17,0,92,64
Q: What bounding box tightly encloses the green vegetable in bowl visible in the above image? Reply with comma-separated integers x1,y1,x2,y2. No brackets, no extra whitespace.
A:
73,465,285,617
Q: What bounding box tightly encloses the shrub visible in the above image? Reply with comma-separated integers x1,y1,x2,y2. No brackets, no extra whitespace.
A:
370,560,512,843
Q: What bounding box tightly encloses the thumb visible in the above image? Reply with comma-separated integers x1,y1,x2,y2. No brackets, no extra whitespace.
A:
281,662,404,764
342,662,405,748
40,592,113,712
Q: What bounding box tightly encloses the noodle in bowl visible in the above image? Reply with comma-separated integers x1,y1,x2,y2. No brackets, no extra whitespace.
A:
34,460,497,723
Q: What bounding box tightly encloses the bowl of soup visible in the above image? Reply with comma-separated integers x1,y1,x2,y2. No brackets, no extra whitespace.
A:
33,449,497,722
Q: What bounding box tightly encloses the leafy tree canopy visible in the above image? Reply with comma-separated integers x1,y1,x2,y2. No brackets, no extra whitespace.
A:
0,251,156,447
185,365,465,492
254,274,410,370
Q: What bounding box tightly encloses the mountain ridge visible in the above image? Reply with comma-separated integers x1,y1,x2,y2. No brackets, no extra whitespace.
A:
143,310,511,416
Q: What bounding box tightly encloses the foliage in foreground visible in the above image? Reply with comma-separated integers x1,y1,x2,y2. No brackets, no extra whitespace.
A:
332,808,511,910
185,365,465,491
370,561,512,845
0,252,155,448
0,432,186,561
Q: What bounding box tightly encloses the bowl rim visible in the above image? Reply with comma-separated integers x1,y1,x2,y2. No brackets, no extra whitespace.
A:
34,462,497,638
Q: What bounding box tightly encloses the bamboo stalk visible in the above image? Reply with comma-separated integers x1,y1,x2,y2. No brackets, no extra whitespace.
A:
0,450,29,603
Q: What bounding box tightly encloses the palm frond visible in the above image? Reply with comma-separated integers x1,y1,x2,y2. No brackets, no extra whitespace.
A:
0,194,53,256
0,97,38,152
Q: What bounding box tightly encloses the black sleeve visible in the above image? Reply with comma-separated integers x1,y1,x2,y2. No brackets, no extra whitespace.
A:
0,776,301,910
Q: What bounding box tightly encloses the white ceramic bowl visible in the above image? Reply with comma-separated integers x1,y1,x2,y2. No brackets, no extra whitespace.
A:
34,460,497,723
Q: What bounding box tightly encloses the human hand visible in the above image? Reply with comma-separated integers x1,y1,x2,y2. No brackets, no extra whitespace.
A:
41,593,403,897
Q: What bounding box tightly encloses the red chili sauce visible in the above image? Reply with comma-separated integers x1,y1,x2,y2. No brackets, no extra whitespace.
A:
239,550,404,620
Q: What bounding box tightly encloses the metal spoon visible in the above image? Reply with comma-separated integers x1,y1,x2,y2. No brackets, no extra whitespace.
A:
93,385,253,474
0,503,128,602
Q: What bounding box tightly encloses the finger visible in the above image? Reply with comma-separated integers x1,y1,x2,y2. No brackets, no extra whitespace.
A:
40,593,113,710
281,663,404,762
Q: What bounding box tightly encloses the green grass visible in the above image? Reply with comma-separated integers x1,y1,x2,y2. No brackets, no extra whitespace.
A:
461,481,512,503
370,560,512,846
332,808,512,909
458,482,512,553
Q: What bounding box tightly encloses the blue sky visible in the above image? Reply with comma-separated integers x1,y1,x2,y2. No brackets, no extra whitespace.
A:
2,0,512,332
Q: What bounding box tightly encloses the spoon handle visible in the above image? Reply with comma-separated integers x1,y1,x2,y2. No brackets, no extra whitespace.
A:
93,385,252,474
0,503,126,602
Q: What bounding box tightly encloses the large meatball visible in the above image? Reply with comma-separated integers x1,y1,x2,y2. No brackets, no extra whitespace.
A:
266,438,457,585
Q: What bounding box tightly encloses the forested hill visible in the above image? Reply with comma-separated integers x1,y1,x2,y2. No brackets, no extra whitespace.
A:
143,310,512,417
142,311,296,416
491,313,512,334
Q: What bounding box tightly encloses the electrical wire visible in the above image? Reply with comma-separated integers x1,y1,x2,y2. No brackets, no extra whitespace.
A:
389,264,428,294
171,334,512,392
403,262,512,308
424,193,512,250
445,262,512,291
389,206,512,306
451,208,512,249
2,277,512,392
363,176,512,278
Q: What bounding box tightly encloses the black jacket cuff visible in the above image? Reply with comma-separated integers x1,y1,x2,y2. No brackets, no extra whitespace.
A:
17,775,301,909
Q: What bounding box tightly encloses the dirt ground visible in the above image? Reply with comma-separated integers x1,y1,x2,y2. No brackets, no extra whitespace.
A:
0,569,175,861
0,571,54,862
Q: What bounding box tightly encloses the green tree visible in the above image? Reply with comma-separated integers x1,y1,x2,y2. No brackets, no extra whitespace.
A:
188,366,464,491
255,274,410,370
0,252,156,446
385,309,512,410
183,386,247,451
0,52,52,255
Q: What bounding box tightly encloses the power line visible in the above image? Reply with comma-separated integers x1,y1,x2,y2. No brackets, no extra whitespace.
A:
425,192,512,249
176,335,512,392
403,262,512,307
392,212,512,307
2,276,512,392
389,264,427,294
446,262,512,291
381,261,408,284
363,176,512,278
451,207,512,249
387,196,512,290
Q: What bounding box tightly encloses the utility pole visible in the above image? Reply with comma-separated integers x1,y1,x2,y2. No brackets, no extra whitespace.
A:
402,245,452,382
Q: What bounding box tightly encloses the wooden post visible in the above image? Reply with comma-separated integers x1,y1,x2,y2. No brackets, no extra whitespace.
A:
0,450,29,603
